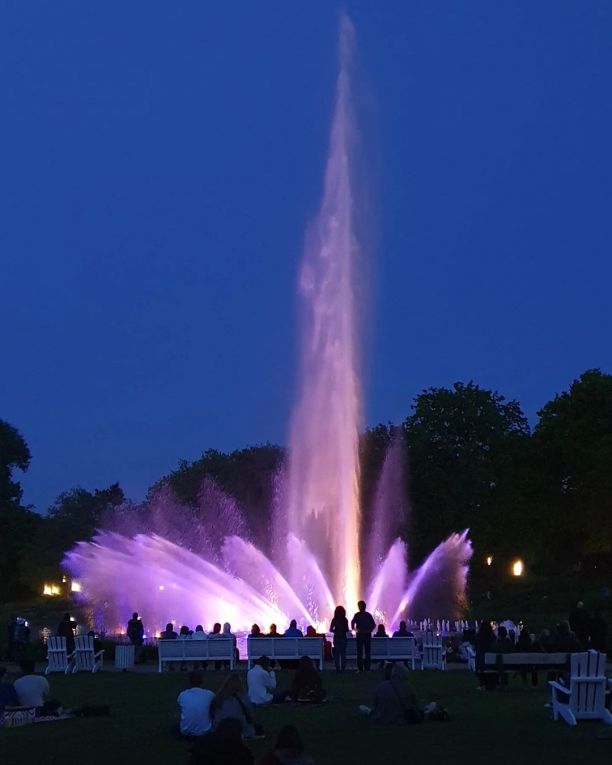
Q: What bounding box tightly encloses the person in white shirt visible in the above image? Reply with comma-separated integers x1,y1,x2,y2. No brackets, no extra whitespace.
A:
192,625,207,640
247,656,281,705
14,659,61,714
177,671,215,736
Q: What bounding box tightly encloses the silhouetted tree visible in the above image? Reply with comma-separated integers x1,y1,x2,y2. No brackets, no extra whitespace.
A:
532,369,612,566
0,419,38,599
405,382,530,564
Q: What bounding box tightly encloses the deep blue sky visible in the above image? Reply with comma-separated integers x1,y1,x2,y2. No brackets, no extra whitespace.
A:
2,1,611,512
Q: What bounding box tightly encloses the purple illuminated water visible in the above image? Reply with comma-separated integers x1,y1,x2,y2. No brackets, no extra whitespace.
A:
64,16,472,635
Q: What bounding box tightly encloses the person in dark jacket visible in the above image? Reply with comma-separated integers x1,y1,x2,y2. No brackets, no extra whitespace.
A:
161,623,178,640
515,625,538,686
475,621,495,689
0,667,19,710
190,717,254,765
590,608,608,652
392,621,414,638
290,656,326,703
351,601,376,672
57,613,76,654
359,662,421,724
127,613,144,646
491,625,513,653
568,601,590,648
553,621,581,652
329,606,349,673
258,725,314,765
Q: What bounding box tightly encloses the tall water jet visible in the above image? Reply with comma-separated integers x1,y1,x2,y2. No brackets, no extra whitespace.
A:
286,14,362,607
64,15,474,634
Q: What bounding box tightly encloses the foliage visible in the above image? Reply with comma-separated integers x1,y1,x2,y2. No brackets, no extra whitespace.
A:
4,369,612,600
0,418,31,505
532,369,612,561
404,382,531,564
19,484,125,593
0,419,37,599
162,444,284,550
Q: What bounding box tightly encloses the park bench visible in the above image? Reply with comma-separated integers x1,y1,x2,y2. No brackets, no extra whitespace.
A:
549,651,612,726
68,635,105,673
247,637,324,670
45,636,70,675
483,651,569,684
157,638,235,672
345,637,419,669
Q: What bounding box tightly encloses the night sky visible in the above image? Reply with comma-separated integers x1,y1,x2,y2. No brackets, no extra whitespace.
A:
3,1,612,512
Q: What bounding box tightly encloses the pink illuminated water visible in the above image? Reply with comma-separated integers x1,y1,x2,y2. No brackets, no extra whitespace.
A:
285,14,361,608
64,16,472,635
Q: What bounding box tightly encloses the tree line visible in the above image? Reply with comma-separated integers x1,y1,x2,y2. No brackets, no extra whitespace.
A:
2,368,611,602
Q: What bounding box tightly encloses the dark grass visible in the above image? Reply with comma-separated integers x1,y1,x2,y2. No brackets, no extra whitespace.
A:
2,668,612,765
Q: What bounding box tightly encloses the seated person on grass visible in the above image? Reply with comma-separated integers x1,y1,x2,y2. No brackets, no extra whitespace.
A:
211,673,258,739
247,657,287,705
290,656,326,703
190,717,254,765
259,724,314,765
14,659,61,715
359,662,422,724
0,667,18,709
177,671,215,737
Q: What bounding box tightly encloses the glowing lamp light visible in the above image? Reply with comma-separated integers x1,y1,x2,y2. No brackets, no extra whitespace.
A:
43,583,61,596
486,555,493,566
71,581,82,593
158,585,165,591
512,559,524,577
61,575,67,583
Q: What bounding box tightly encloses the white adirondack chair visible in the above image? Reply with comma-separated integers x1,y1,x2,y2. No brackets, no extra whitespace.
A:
549,651,612,726
45,636,70,675
69,635,105,673
421,631,446,670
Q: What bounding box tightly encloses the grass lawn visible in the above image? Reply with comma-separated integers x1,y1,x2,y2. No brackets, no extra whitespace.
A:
2,667,611,764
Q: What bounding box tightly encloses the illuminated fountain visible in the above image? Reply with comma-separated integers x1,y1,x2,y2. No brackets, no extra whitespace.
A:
65,16,472,634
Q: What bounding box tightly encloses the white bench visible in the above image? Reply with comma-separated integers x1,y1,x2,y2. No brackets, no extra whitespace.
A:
247,637,324,670
157,639,235,672
345,637,419,669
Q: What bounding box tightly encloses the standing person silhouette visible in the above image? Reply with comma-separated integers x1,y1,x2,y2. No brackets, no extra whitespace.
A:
330,606,349,672
351,601,375,672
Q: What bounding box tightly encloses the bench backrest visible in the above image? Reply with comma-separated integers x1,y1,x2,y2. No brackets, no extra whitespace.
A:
246,637,323,668
484,652,569,667
46,636,67,672
199,639,234,661
157,638,234,661
247,637,323,659
345,636,417,660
